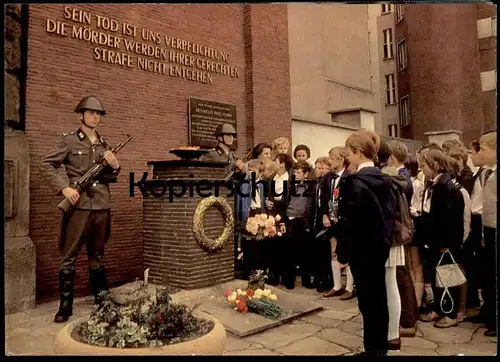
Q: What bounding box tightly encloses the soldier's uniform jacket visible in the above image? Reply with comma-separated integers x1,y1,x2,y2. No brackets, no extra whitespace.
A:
40,128,121,210
201,145,238,174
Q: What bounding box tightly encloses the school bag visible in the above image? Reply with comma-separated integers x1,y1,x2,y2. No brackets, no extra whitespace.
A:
389,175,414,246
379,166,414,246
360,167,413,247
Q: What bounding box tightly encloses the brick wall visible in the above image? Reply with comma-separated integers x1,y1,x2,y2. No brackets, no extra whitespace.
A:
143,161,234,289
396,4,483,145
26,4,291,300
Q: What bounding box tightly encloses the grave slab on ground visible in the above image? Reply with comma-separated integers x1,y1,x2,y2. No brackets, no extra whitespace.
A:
175,280,323,337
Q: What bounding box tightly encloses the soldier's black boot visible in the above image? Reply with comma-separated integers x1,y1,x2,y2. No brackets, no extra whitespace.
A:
54,270,75,323
89,267,109,305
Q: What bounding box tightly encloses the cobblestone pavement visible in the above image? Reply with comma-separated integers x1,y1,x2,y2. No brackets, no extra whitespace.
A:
5,285,497,356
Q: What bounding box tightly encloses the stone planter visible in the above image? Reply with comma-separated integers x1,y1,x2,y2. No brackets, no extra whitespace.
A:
53,312,226,355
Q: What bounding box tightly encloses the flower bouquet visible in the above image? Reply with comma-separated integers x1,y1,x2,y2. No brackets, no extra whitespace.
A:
245,213,284,240
237,214,285,261
224,288,283,320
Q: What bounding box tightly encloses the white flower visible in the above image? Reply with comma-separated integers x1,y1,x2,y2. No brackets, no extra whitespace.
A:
242,291,247,296
277,232,282,237
253,294,261,300
235,299,240,304
255,288,263,296
269,294,278,301
228,295,237,302
237,289,243,295
275,214,281,222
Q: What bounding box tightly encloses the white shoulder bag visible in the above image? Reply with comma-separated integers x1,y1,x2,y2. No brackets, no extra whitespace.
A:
435,250,466,314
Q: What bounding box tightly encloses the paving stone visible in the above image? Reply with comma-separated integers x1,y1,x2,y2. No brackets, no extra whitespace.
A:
337,321,363,337
437,343,497,356
6,335,55,355
277,336,349,356
6,325,34,340
223,348,282,355
224,335,252,351
315,297,358,311
299,315,344,329
344,307,360,315
315,309,358,321
388,347,439,356
418,321,479,344
317,328,363,350
350,314,363,324
249,343,264,349
6,313,30,329
470,327,498,345
245,322,321,349
400,337,438,350
291,319,309,325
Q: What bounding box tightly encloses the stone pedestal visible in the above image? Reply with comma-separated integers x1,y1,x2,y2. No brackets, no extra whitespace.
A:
424,130,463,147
4,129,36,314
143,160,235,290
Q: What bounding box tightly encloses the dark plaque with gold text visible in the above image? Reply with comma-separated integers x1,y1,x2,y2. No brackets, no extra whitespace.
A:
188,98,237,149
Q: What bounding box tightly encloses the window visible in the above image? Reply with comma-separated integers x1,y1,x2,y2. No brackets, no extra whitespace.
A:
396,4,404,23
397,39,407,71
381,4,392,14
480,70,497,91
383,29,394,59
399,96,410,127
492,17,497,36
388,125,398,138
385,74,396,105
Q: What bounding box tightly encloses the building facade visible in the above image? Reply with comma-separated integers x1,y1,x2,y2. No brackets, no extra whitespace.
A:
477,3,497,134
5,4,292,301
394,2,496,145
368,3,400,138
288,3,380,162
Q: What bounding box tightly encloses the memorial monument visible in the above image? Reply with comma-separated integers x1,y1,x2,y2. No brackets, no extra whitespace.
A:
142,98,243,290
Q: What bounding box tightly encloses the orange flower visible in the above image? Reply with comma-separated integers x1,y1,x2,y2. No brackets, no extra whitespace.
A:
224,289,232,297
246,289,255,297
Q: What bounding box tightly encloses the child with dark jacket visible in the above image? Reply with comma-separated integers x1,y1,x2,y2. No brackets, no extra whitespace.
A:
265,154,294,286
308,157,334,293
278,161,312,290
336,131,396,356
322,147,355,299
418,148,464,328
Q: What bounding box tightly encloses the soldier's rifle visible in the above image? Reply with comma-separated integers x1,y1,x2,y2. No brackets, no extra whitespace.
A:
58,134,133,213
224,148,253,181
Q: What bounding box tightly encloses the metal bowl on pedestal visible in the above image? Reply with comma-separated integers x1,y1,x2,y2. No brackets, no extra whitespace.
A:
169,148,210,160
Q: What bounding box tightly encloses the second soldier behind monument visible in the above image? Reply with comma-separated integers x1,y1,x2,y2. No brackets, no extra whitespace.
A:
201,123,246,177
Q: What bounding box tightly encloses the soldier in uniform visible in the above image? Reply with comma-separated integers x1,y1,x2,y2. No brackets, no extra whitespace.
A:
201,123,245,175
40,95,121,323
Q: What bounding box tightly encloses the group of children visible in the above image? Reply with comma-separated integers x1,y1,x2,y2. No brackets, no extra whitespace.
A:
234,130,497,356
235,138,355,300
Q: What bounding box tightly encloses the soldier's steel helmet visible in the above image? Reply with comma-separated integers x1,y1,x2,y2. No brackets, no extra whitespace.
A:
214,123,237,136
74,96,106,115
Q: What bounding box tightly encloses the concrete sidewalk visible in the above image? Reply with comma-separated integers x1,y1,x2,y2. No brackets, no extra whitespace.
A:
5,285,497,356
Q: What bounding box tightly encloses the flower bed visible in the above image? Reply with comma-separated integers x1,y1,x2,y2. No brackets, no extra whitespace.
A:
71,284,214,349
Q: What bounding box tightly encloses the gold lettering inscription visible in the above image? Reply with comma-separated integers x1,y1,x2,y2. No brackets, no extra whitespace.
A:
46,7,239,85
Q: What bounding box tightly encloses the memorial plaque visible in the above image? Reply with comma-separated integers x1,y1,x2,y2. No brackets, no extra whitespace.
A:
188,98,237,149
